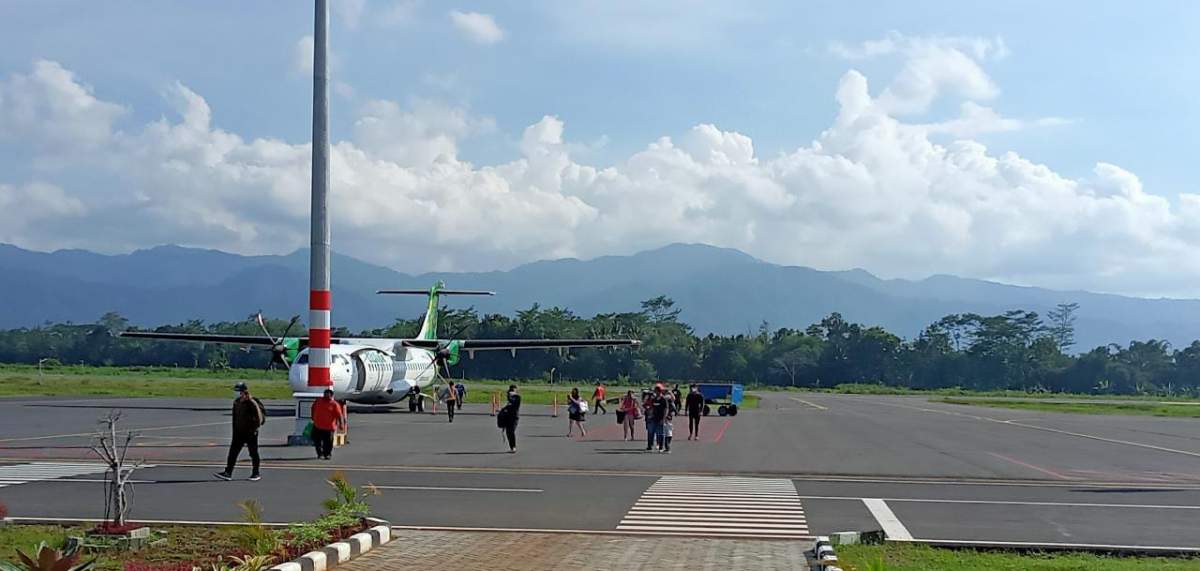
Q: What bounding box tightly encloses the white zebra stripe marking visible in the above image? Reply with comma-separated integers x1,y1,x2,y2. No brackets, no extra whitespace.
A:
0,462,147,488
617,475,809,538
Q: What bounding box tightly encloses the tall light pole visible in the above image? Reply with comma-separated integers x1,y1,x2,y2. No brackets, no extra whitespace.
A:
308,0,332,388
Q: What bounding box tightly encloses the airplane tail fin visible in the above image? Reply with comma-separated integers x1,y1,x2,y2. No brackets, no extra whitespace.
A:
377,282,494,340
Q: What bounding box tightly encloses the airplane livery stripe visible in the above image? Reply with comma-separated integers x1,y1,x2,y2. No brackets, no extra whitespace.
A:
617,475,810,538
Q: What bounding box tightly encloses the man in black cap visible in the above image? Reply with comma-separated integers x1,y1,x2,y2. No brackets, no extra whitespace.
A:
215,382,265,481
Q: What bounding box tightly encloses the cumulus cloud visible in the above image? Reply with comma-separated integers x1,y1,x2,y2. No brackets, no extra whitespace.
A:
293,35,314,74
449,11,504,44
0,60,125,152
1,50,1198,297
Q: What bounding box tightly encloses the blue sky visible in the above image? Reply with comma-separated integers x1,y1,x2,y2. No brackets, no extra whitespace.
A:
1,1,1199,296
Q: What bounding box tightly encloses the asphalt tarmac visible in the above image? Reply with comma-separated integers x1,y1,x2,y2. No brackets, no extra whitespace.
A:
1,391,1199,550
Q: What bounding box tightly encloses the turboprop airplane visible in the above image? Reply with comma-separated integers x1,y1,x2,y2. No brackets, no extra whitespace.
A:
119,282,640,404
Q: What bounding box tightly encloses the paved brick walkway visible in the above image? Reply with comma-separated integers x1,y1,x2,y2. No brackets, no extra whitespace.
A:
342,529,812,570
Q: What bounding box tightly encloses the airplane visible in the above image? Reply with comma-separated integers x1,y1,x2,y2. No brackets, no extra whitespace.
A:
119,281,640,404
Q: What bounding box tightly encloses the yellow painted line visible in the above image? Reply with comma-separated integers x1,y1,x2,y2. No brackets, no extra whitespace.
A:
788,397,826,411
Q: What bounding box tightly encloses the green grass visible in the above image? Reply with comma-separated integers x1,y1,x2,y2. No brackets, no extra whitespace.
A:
0,523,245,570
0,365,759,408
937,398,1200,418
837,543,1200,570
764,382,1200,402
0,365,292,399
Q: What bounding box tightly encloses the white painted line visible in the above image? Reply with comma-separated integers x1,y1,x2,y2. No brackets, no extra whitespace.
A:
620,521,809,531
371,485,542,493
789,397,827,410
622,516,806,524
801,495,1200,510
863,498,913,541
630,507,805,515
616,524,809,535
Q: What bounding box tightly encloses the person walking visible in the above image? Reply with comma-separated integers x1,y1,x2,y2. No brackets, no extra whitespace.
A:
443,380,458,422
591,382,608,415
310,389,344,460
671,384,683,410
499,384,521,453
215,383,265,481
454,381,467,411
686,384,705,440
646,384,669,452
567,387,588,437
619,390,639,441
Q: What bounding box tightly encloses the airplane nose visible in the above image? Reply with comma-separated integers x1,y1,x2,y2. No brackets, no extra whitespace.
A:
289,364,308,393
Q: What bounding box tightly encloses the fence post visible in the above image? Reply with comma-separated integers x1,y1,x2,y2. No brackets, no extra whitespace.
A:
552,393,558,418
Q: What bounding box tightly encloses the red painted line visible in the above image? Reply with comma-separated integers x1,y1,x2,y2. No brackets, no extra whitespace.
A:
309,290,332,310
579,419,627,441
988,452,1074,481
710,419,732,443
309,328,331,347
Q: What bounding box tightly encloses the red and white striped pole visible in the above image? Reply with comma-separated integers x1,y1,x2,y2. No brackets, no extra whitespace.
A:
307,0,332,389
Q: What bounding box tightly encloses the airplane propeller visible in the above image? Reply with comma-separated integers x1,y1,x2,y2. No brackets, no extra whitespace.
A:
254,312,301,370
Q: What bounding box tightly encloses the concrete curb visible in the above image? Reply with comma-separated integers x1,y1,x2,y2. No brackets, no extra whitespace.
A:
269,522,391,571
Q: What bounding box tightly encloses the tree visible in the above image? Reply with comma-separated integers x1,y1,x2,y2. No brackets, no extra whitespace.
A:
90,411,143,526
1047,302,1079,353
640,296,681,324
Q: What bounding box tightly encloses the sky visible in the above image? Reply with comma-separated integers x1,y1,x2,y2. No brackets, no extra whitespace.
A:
1,1,1199,297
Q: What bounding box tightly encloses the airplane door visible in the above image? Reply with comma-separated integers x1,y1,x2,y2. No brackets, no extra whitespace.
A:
354,356,367,392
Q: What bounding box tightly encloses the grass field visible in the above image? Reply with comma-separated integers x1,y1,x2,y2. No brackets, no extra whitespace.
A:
837,543,1200,570
0,365,758,408
938,397,1200,418
804,383,1200,402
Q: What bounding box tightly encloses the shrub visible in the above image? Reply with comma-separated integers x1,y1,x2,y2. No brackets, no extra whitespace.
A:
231,500,279,557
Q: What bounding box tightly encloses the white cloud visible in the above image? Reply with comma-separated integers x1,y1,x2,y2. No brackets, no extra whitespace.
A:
449,11,504,44
293,35,314,75
0,60,125,152
334,0,367,29
2,55,1199,297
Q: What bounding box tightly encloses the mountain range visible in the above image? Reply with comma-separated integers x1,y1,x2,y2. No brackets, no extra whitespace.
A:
3,242,1199,351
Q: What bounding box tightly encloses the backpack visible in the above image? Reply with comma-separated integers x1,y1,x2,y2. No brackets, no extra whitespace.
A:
497,406,512,428
253,397,267,426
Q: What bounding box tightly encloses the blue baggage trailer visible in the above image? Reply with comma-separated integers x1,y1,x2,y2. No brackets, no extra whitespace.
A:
695,383,743,416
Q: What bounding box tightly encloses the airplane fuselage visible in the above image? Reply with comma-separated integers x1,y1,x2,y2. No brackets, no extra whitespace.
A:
288,338,439,404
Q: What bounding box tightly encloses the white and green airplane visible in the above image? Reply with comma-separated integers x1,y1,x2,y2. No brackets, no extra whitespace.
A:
120,282,640,404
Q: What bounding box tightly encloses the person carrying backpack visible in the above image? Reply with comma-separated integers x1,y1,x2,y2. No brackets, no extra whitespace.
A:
497,385,521,453
215,382,265,481
567,387,588,437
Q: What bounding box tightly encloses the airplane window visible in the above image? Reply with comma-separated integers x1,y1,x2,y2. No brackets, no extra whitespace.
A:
297,354,309,364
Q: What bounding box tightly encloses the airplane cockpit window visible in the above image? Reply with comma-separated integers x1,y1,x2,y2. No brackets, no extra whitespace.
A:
297,353,309,364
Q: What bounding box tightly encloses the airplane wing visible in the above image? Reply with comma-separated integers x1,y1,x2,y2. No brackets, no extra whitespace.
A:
118,331,307,346
401,338,640,353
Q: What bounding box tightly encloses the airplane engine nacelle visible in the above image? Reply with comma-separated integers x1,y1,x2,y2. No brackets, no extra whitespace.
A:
349,348,392,394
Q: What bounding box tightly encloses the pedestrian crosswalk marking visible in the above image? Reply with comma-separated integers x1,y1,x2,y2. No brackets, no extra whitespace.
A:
0,462,144,488
617,475,810,538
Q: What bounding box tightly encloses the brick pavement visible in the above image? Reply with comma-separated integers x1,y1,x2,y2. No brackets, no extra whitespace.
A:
340,529,812,570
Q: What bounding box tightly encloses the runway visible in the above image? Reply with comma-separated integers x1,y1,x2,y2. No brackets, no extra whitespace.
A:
1,391,1199,550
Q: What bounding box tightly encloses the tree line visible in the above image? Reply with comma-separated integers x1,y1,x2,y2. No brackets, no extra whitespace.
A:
4,298,1200,396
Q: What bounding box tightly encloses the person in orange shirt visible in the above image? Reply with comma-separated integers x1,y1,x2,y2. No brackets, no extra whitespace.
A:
591,382,608,415
311,389,345,460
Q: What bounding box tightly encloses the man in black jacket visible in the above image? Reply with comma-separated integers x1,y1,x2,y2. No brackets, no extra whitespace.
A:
499,385,521,453
215,383,265,481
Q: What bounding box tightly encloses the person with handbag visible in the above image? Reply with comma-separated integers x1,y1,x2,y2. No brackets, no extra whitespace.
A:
567,387,588,437
619,390,639,441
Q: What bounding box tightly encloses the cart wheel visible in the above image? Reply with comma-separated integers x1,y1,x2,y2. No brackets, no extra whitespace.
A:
728,404,738,416
718,405,728,416
703,405,711,416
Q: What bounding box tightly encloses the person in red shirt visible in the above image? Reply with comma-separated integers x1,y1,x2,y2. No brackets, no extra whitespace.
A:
592,382,608,415
311,389,345,460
